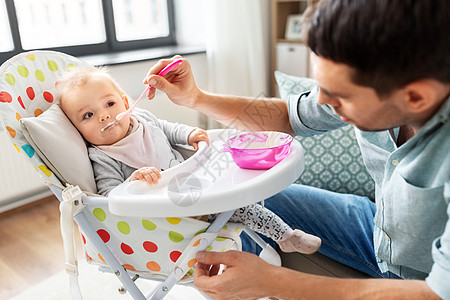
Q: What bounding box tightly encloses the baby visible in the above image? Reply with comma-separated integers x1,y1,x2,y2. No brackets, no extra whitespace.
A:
56,66,321,255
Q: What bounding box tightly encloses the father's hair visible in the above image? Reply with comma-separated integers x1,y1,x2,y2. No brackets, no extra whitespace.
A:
305,0,450,96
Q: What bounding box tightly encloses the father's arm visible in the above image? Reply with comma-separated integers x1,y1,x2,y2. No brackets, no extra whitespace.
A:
193,90,294,134
144,57,294,134
194,251,440,300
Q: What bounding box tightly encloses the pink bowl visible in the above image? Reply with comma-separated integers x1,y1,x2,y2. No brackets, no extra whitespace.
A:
223,132,293,169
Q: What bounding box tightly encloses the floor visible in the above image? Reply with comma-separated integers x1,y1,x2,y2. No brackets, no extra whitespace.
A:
0,195,83,299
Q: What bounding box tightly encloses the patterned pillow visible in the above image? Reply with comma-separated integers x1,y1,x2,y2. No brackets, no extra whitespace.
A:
275,71,375,199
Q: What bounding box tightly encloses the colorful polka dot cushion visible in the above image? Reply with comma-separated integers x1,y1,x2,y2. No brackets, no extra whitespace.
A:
0,51,89,188
83,204,242,282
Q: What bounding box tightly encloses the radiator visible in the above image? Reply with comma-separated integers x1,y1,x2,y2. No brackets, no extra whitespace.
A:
0,130,50,212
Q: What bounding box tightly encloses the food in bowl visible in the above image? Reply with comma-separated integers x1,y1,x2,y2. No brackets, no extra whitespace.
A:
223,131,293,169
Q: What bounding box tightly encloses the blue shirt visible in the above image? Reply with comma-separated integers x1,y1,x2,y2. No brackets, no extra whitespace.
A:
288,87,450,299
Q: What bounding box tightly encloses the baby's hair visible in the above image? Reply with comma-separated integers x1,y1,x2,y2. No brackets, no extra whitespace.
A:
55,65,124,105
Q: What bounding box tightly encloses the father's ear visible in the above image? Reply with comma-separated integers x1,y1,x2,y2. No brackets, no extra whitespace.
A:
403,80,443,114
121,94,130,110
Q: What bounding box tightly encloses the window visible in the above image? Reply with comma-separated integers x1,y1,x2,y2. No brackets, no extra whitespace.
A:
0,0,175,64
14,0,106,49
112,0,169,42
0,1,13,52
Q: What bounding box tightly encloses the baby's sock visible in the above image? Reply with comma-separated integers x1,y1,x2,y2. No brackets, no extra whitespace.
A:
277,229,321,255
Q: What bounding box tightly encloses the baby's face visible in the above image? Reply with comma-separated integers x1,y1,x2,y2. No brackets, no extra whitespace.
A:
60,76,130,146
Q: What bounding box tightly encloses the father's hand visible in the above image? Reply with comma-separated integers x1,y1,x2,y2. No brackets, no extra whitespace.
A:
143,55,200,109
194,250,274,300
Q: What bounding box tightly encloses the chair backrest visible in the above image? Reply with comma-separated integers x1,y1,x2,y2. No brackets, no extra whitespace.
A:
0,51,89,188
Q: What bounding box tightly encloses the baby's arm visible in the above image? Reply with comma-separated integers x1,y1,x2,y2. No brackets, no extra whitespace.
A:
89,147,128,196
188,128,209,151
130,167,162,185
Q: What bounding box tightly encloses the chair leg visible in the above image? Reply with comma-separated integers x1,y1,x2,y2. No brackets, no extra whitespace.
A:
147,273,177,299
243,227,281,266
74,212,148,300
52,185,147,300
148,210,236,300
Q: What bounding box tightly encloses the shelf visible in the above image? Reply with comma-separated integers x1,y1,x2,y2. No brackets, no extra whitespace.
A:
277,39,305,44
277,0,308,2
271,0,314,96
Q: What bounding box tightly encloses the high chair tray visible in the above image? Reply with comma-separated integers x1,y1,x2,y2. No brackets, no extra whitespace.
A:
108,129,304,217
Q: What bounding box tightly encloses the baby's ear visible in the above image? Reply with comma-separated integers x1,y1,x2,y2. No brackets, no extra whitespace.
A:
122,94,130,109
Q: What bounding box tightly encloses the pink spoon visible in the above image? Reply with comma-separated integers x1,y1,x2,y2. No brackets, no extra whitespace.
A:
101,59,182,132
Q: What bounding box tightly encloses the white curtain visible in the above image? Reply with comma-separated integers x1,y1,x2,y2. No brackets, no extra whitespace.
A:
204,0,270,98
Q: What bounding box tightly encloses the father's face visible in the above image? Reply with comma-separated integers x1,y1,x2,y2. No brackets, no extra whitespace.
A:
310,53,407,132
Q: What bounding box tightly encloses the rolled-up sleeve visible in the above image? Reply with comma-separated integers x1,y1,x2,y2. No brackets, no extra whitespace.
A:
425,181,450,299
287,88,346,137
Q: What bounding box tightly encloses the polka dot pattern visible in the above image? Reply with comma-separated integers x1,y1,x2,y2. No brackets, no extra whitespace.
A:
0,51,89,189
6,126,16,138
166,217,181,225
43,91,53,103
97,229,110,243
169,251,182,263
98,253,106,263
17,65,29,77
38,165,52,177
169,231,184,243
142,219,157,231
26,87,35,100
5,73,15,85
21,144,34,158
34,108,43,117
143,241,158,253
121,242,134,255
81,205,243,281
47,60,58,71
146,261,161,272
123,264,135,271
17,96,25,109
93,208,106,222
0,91,12,103
35,70,45,82
117,221,130,234
188,258,197,268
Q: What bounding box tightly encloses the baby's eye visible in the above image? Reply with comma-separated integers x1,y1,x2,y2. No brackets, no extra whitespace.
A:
106,101,115,107
83,112,93,119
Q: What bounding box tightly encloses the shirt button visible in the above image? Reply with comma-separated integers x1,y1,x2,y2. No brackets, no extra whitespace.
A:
392,159,399,166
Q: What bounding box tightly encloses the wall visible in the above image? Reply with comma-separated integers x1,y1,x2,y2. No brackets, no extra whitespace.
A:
0,131,51,212
108,53,208,128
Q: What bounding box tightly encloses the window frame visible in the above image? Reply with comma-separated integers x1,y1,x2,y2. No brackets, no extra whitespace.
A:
0,0,176,65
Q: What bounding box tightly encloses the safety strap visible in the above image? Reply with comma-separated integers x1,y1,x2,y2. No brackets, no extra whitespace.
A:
60,185,85,300
172,228,242,281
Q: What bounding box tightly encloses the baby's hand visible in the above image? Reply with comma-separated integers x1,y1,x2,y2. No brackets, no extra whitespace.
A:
188,128,209,151
130,167,162,185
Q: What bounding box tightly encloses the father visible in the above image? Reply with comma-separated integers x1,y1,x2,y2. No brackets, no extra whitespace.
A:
144,0,449,299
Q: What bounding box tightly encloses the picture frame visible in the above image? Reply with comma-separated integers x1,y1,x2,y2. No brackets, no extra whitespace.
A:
285,14,303,40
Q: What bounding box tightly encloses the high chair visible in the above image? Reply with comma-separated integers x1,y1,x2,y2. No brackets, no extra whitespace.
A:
0,51,305,299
